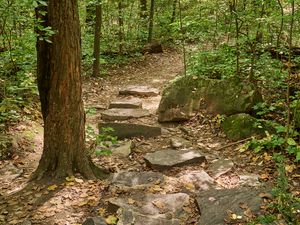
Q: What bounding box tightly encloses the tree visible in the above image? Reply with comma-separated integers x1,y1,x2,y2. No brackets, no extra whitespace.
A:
148,0,155,42
34,0,107,180
93,1,103,77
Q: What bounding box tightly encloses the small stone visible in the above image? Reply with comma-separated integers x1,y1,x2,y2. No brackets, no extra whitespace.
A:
239,173,261,187
99,122,161,139
144,149,206,171
109,98,142,109
101,108,151,121
110,141,132,157
208,158,234,178
119,86,160,97
170,137,191,149
82,217,106,225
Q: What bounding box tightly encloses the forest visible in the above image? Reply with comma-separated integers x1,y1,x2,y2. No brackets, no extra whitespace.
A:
0,0,300,224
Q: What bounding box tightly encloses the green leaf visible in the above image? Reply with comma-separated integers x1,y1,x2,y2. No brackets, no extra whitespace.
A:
287,138,297,146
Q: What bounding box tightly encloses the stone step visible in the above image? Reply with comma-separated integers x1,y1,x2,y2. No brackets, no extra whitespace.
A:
101,108,151,121
98,122,161,139
144,149,206,171
109,98,142,109
119,85,160,97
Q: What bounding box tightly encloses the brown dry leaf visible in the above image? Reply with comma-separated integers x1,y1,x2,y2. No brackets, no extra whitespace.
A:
260,173,269,180
98,208,106,217
152,200,165,210
285,164,296,173
263,153,272,161
127,198,136,205
148,185,163,193
259,192,273,199
75,178,84,183
77,201,88,207
239,202,248,209
243,208,253,218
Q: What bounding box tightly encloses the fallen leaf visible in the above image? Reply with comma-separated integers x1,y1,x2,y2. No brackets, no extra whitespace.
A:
98,208,106,217
185,182,195,190
152,200,165,210
47,185,58,191
106,215,118,224
66,176,75,182
127,198,136,205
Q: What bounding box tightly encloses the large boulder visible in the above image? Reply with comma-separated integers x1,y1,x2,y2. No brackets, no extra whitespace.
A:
158,75,262,122
222,113,266,141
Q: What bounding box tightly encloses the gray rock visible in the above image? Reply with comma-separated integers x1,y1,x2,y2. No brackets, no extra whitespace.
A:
109,171,164,188
82,217,106,225
101,108,151,121
208,159,234,178
158,76,262,122
99,122,161,139
170,137,191,149
109,98,142,109
238,173,261,187
144,149,206,170
119,86,160,97
108,193,190,218
222,113,267,141
117,208,180,225
110,141,132,157
178,170,214,191
196,188,266,225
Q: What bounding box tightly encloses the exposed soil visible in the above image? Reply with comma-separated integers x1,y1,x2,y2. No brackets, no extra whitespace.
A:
0,49,299,225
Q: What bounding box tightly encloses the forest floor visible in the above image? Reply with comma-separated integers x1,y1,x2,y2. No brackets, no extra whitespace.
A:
0,48,299,225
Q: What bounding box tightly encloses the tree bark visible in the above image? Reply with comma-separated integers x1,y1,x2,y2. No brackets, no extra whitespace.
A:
93,2,102,77
34,0,108,180
148,0,155,43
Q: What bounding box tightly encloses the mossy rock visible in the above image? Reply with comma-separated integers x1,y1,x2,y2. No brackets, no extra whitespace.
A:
158,75,262,122
222,113,265,141
0,135,14,160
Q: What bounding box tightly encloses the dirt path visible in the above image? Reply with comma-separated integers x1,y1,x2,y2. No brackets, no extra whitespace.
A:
0,49,281,225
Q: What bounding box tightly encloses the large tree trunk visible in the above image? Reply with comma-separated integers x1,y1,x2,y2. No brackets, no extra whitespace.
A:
34,0,107,180
93,2,103,77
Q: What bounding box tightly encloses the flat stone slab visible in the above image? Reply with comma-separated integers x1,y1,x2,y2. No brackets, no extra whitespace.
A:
108,193,190,218
99,122,161,139
196,188,266,225
119,85,160,97
208,159,234,178
109,98,142,109
101,108,151,121
109,171,164,188
117,208,180,225
144,149,206,170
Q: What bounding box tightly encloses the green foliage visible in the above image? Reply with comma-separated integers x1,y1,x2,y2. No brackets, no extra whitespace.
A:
86,126,118,156
243,120,300,161
188,45,236,79
270,154,300,223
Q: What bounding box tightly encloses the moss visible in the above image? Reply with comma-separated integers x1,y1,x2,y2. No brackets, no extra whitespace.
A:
222,113,265,141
